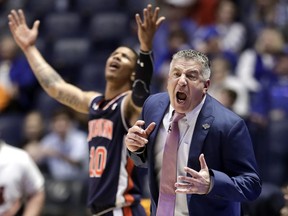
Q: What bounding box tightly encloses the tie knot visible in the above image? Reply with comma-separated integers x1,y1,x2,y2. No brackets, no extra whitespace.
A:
171,111,185,123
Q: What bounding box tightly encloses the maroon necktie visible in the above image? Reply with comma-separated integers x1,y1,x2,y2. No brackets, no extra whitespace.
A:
156,112,185,216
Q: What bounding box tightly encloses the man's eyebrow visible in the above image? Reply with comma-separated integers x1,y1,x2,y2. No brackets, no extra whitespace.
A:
186,70,199,74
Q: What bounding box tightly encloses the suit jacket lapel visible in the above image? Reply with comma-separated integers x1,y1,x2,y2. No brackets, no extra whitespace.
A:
147,93,170,203
186,95,215,205
148,93,170,146
187,94,215,169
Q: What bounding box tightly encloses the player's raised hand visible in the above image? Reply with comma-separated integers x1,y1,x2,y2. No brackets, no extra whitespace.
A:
8,9,40,51
136,4,165,51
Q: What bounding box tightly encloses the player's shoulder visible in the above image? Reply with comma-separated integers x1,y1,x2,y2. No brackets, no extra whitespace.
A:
1,143,30,161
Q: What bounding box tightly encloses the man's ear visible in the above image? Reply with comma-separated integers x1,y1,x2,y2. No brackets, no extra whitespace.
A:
204,80,210,93
131,71,136,82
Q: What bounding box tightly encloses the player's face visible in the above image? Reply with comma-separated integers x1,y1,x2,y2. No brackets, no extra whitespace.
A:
105,47,137,83
167,58,210,113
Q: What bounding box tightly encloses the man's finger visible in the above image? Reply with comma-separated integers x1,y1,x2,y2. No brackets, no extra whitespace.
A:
199,154,208,170
152,7,160,22
135,14,142,27
126,135,146,147
11,10,20,26
32,20,40,31
147,4,152,16
184,167,201,178
127,131,147,145
156,16,165,28
18,9,26,24
144,122,156,136
135,120,145,127
8,19,16,33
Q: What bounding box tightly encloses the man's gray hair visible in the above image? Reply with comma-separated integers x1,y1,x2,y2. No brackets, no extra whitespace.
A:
172,49,211,80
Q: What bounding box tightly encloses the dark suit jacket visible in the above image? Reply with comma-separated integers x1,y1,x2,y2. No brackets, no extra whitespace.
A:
130,93,262,216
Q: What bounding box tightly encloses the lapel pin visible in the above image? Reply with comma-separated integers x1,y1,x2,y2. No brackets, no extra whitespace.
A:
202,123,210,130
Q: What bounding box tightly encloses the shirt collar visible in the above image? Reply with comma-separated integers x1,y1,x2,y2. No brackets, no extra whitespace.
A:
169,95,206,123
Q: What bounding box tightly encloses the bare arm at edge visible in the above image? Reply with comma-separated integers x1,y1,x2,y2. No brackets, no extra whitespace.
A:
8,9,99,114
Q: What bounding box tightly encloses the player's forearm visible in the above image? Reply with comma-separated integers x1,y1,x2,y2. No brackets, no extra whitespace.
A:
23,45,65,98
131,51,153,107
23,190,45,216
23,46,92,113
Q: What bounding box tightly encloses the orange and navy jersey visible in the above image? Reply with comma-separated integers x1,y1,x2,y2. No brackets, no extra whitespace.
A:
87,92,145,215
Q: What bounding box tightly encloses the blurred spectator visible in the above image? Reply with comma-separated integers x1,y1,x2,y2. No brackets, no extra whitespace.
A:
250,50,288,186
193,0,246,57
0,35,39,113
21,111,49,174
208,55,249,117
242,0,288,48
0,140,45,216
238,27,285,182
235,27,285,93
0,35,18,112
35,107,89,181
217,88,238,112
214,0,246,53
192,26,238,70
21,109,89,215
189,0,219,26
21,110,46,148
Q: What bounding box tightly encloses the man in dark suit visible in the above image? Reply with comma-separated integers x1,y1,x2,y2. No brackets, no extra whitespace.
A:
125,49,262,216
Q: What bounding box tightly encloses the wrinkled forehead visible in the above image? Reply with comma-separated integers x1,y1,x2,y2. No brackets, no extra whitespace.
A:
170,57,203,70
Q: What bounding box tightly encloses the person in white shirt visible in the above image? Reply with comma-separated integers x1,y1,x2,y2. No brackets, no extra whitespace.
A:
0,140,45,216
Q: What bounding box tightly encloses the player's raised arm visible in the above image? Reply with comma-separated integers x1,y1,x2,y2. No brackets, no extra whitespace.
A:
124,4,165,126
8,9,98,114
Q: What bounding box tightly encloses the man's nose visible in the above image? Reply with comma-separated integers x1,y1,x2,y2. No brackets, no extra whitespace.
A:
113,54,121,60
178,74,187,86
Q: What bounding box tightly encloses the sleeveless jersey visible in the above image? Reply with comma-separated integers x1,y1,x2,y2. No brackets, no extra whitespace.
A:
87,92,144,215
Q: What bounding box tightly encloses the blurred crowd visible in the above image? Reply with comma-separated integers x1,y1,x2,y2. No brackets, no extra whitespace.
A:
1,0,288,215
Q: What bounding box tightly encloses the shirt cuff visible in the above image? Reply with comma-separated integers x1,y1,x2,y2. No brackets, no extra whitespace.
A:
140,50,152,55
134,147,146,154
207,169,215,193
